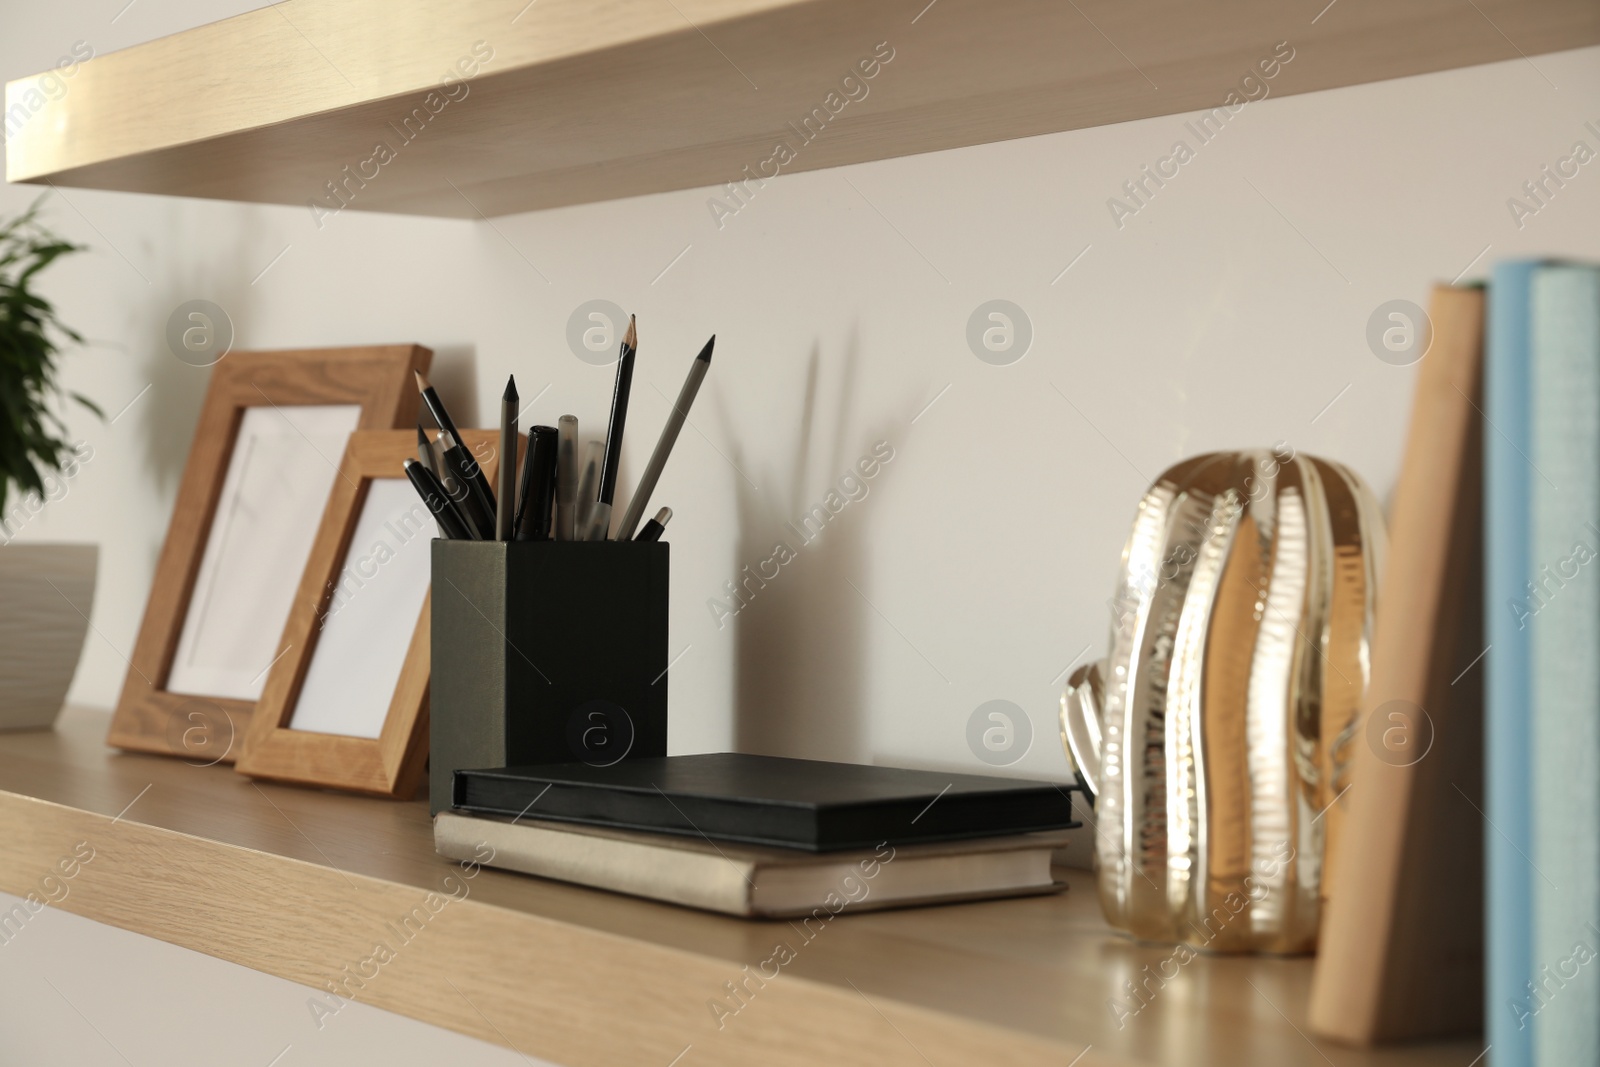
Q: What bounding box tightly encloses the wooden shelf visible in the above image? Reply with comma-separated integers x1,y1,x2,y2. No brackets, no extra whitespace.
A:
0,706,1480,1066
6,0,1596,217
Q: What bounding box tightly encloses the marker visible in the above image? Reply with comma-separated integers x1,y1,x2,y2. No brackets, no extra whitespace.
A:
597,315,636,509
496,375,519,540
634,506,672,543
583,501,612,541
555,415,578,540
574,439,604,540
616,335,713,539
514,425,558,541
403,459,471,541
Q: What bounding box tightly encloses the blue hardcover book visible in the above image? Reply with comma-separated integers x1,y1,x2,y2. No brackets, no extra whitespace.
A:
1529,264,1600,1066
1487,259,1540,1066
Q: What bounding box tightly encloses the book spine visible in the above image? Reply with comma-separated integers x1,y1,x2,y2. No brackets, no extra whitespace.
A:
433,813,756,915
1487,260,1540,1067
1306,283,1486,1043
1529,264,1600,1066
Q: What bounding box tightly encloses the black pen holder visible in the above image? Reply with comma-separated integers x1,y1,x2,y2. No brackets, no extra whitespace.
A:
429,539,669,814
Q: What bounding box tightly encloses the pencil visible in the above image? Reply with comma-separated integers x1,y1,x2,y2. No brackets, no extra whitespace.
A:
415,369,462,442
404,459,472,541
616,335,713,539
440,430,497,539
416,370,496,517
496,375,519,540
416,420,444,484
597,315,636,508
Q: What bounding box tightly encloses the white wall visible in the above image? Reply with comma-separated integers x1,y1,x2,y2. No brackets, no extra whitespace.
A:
10,7,1595,786
6,0,1600,819
3,3,1600,1057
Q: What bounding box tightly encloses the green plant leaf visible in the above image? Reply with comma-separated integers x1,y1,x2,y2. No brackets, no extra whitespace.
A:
0,195,99,520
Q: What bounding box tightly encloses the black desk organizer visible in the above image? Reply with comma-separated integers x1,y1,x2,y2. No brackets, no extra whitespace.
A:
429,539,669,814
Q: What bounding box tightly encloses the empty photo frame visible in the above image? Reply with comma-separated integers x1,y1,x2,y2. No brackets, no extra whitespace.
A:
166,405,362,700
234,429,505,797
108,345,431,762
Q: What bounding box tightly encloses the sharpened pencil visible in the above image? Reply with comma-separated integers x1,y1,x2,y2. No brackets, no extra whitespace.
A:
616,335,713,539
496,375,519,540
597,315,636,508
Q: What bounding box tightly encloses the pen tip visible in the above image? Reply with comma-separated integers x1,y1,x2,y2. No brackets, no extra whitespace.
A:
503,375,518,402
623,315,637,350
414,369,429,391
697,335,715,363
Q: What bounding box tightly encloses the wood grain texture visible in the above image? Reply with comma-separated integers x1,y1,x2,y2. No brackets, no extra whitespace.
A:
106,346,431,762
1,706,1483,1066
6,0,1596,217
234,429,504,798
1308,286,1486,1044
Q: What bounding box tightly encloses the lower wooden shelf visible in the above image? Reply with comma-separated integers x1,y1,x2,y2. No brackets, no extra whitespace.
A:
0,706,1478,1066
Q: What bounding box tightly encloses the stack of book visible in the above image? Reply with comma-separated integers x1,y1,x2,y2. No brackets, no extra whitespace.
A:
437,753,1080,918
1311,262,1600,1063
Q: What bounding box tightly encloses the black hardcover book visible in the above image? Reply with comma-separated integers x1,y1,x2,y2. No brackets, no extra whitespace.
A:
453,753,1080,852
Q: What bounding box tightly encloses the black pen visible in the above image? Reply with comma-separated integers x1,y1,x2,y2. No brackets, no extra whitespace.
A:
404,459,472,541
514,425,558,540
593,315,637,537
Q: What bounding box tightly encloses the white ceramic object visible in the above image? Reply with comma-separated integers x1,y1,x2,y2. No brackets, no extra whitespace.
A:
0,543,97,730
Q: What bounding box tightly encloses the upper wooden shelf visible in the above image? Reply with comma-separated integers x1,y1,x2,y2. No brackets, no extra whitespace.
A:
0,707,1480,1065
6,0,1596,217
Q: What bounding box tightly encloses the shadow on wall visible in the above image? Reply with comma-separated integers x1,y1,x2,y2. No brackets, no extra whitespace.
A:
428,344,479,429
128,202,277,578
715,331,907,763
131,202,483,572
133,203,267,501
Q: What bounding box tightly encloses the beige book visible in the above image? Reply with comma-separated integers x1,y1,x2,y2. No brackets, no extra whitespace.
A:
1308,284,1486,1044
435,811,1068,918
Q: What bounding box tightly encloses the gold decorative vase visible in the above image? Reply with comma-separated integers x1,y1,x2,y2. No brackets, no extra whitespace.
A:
1061,449,1384,953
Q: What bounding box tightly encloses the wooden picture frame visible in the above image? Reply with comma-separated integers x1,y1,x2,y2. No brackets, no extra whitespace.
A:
108,345,431,763
233,429,504,798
